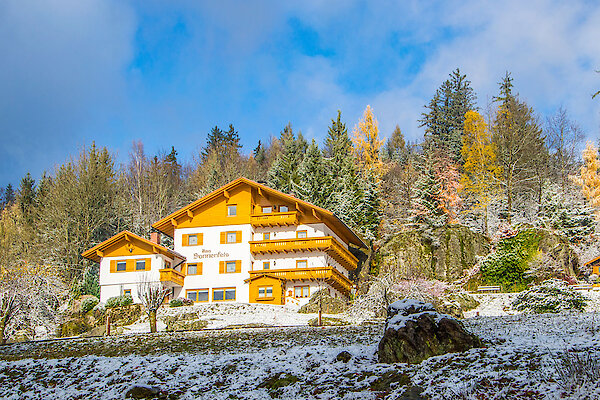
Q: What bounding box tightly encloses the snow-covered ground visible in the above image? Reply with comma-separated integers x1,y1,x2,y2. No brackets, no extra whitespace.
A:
1,312,600,399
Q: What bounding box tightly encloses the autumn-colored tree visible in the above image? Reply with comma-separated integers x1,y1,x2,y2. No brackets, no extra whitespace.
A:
353,105,385,178
461,110,499,234
571,141,600,213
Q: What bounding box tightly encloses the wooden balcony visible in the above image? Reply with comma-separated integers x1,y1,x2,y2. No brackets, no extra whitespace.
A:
159,268,185,287
250,211,299,227
249,236,358,270
248,267,354,295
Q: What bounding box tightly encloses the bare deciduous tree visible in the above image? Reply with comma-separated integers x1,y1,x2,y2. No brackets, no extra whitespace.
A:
137,277,169,333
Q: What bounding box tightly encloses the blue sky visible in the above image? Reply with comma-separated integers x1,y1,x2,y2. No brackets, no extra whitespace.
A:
1,0,600,187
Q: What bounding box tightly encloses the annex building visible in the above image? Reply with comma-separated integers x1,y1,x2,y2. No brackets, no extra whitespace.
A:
82,178,365,307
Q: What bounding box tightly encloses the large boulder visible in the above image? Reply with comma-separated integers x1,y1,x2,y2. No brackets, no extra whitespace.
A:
298,290,348,314
163,311,208,332
378,299,483,364
377,225,490,282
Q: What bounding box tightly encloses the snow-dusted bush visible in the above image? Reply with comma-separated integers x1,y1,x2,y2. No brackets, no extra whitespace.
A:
105,295,133,309
169,298,193,308
512,279,586,313
80,297,99,314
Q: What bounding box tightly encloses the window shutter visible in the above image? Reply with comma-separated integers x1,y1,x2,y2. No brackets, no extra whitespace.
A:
236,231,242,243
198,262,203,275
110,260,116,273
219,261,224,274
220,232,226,244
126,259,134,272
145,258,151,270
198,233,204,245
182,234,188,246
235,260,241,273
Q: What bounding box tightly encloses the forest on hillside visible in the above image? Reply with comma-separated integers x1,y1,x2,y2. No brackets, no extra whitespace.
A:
1,68,599,339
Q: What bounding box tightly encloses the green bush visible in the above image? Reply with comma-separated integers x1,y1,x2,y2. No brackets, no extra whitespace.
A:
512,279,587,313
105,295,133,309
480,229,541,290
81,297,99,314
169,298,193,308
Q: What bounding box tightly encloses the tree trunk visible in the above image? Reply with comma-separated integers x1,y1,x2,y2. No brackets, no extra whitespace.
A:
484,205,489,237
0,319,6,345
149,310,157,333
507,178,513,224
105,314,111,336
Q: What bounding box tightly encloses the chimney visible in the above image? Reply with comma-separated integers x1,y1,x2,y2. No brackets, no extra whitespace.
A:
150,232,161,245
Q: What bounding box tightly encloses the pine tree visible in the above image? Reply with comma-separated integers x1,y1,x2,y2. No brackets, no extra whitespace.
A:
419,68,477,163
267,123,307,193
384,125,407,163
296,140,331,207
17,173,36,226
491,73,547,223
3,184,15,207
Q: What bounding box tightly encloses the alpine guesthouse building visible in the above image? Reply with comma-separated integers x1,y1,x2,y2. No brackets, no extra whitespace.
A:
82,178,365,307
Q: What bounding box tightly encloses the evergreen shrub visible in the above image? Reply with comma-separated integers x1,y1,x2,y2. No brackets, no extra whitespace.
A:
512,279,586,313
169,298,193,308
105,295,133,309
81,297,99,314
480,229,541,290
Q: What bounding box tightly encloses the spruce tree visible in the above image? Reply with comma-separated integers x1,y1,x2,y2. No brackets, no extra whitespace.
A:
17,173,36,226
4,184,15,207
384,125,407,163
420,68,477,163
296,140,331,207
267,123,307,193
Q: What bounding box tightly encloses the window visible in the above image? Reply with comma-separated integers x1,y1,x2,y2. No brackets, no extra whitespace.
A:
213,288,236,301
186,289,209,303
294,286,310,298
262,206,272,213
263,262,270,270
164,260,172,269
296,260,307,269
263,232,270,240
116,261,126,272
227,232,237,243
135,260,146,271
226,261,236,273
297,230,307,239
280,205,289,212
123,289,132,296
258,286,273,298
227,205,237,216
187,263,199,275
183,233,203,246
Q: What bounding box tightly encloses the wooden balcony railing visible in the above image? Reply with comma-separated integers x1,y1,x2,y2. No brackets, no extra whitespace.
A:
249,236,358,270
250,211,299,227
248,266,354,295
159,268,185,287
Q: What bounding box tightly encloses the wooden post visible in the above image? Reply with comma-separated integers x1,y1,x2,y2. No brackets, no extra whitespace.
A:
105,314,111,336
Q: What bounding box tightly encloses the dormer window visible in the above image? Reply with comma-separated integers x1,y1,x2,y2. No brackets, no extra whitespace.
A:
262,206,272,213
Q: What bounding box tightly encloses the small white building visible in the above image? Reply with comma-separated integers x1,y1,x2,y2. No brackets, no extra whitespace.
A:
82,178,366,307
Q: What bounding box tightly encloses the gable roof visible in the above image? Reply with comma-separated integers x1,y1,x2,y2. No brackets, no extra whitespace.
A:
151,177,366,248
81,230,185,263
584,255,600,267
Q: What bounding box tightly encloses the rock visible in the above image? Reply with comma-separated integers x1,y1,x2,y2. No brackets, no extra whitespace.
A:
298,290,348,314
164,314,208,332
369,370,411,391
335,350,352,363
377,224,490,282
378,299,482,364
125,385,165,399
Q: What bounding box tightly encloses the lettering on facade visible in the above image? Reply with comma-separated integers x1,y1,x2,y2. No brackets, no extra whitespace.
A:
193,249,230,260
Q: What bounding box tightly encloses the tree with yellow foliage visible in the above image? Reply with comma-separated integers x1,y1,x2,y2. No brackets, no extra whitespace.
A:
353,105,385,178
461,110,499,235
572,141,600,213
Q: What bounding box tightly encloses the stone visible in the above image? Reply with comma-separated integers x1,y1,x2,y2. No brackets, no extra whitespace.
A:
125,385,165,399
298,290,348,314
379,299,482,364
164,315,208,332
335,350,352,363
